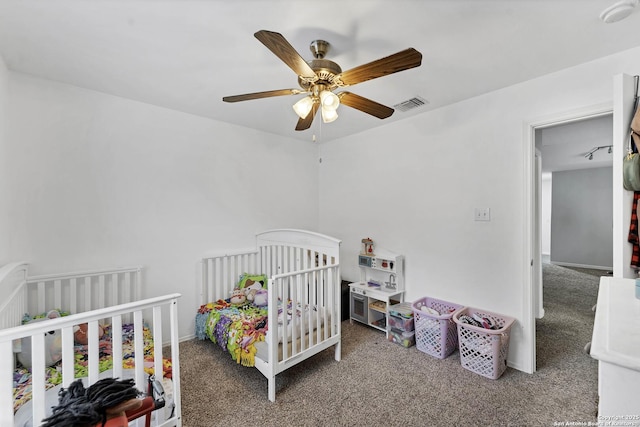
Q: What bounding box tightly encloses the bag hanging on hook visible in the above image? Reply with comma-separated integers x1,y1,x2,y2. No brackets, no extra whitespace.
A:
623,75,640,191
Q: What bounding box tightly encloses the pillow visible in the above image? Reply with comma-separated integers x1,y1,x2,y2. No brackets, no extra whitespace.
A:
237,273,267,290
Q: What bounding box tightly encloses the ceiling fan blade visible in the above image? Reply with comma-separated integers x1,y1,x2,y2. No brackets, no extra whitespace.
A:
223,89,303,103
336,48,422,86
295,102,319,131
338,92,394,119
254,30,317,80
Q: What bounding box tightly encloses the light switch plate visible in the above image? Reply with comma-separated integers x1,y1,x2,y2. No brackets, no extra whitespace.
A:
474,207,491,221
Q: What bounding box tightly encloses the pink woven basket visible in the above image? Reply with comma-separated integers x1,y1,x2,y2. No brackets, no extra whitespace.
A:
411,297,464,359
453,307,515,379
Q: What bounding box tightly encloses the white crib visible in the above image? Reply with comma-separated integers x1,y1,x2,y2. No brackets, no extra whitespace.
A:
199,228,342,402
0,262,182,427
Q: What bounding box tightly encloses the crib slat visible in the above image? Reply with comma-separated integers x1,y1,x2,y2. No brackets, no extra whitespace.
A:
84,276,91,313
299,274,306,350
291,276,298,354
261,248,267,278
61,326,75,387
133,269,142,303
152,306,166,424
169,297,182,424
153,306,163,380
37,281,45,314
242,253,249,275
310,269,316,344
279,245,286,275
31,333,46,426
281,278,289,360
112,315,124,379
215,257,221,300
233,255,240,287
54,279,62,311
124,273,132,323
251,252,258,274
330,267,338,338
123,272,130,303
111,273,118,308
98,274,105,309
87,320,100,384
271,245,278,276
216,257,223,298
318,268,326,341
203,258,211,303
70,278,78,313
133,310,145,392
213,257,219,299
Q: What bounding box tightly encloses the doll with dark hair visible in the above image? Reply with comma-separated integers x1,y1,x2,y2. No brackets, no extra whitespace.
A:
41,378,143,427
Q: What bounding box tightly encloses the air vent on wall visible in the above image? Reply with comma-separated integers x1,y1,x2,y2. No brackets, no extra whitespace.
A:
394,96,428,112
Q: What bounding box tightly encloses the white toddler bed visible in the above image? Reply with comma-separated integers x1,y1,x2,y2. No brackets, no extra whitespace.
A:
0,262,182,427
198,229,341,402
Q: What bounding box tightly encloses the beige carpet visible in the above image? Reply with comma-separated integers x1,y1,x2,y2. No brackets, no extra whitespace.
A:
177,262,599,426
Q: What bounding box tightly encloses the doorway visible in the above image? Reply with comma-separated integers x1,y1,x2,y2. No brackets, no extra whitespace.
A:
534,114,613,371
525,103,613,374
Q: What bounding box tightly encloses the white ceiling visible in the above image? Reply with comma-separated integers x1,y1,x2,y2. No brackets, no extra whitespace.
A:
536,115,613,173
0,0,638,143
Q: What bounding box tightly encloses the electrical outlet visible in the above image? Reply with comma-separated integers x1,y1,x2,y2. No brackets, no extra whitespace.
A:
474,207,491,221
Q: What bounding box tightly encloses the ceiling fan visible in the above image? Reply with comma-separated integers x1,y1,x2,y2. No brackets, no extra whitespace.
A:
222,30,423,131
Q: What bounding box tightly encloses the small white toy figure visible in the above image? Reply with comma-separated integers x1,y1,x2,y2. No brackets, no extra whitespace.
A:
362,237,374,256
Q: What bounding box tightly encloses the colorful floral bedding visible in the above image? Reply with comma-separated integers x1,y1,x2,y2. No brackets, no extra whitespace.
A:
13,323,172,413
196,300,268,367
195,298,326,367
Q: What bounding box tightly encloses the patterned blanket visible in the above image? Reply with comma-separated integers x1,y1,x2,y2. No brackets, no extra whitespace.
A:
13,323,172,413
196,300,268,367
195,298,324,366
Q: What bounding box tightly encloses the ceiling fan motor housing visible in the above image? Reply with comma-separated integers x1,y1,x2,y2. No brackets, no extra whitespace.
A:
298,59,342,90
297,39,343,91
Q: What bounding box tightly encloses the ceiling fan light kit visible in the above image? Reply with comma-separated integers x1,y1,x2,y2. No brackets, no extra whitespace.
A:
223,30,423,131
320,90,340,111
321,107,338,123
293,96,315,119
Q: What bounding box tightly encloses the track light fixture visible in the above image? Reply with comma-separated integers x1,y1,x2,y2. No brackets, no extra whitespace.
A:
584,145,613,160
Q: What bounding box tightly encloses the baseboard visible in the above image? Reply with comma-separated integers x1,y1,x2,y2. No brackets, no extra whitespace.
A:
550,261,612,271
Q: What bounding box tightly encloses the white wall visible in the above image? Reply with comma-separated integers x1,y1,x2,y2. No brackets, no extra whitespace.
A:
551,167,613,269
0,54,8,265
318,45,640,373
5,73,319,340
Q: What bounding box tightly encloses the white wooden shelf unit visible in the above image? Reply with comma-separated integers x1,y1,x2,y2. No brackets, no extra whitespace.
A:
349,250,405,336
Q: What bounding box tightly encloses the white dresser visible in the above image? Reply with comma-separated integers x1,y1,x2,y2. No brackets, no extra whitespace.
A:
590,276,640,419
